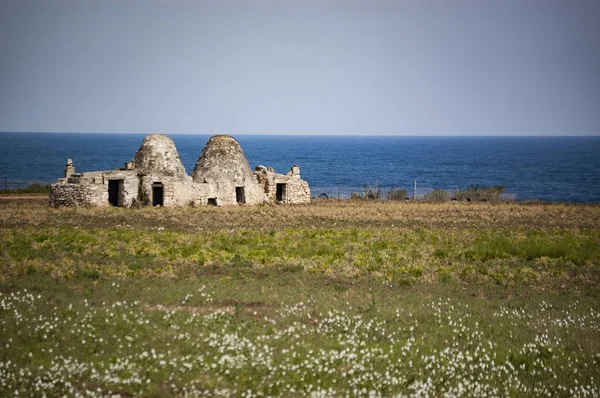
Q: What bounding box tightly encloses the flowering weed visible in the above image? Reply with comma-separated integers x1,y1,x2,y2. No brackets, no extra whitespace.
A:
0,200,599,396
1,276,599,397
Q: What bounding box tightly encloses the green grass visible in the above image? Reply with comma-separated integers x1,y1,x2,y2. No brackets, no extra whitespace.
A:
1,201,599,396
463,231,598,263
2,226,598,289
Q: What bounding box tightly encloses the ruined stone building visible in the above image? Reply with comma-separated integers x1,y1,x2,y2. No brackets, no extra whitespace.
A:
49,134,311,207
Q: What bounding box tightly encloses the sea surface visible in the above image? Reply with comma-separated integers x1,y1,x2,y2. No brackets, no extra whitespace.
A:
1,133,599,202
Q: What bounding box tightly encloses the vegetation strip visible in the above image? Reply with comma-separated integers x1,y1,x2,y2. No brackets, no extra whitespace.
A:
2,226,599,287
1,200,599,396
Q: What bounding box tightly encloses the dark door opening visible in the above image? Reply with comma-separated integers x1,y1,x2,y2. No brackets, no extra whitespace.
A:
108,179,123,207
207,198,218,206
152,182,164,207
236,187,246,204
276,183,286,202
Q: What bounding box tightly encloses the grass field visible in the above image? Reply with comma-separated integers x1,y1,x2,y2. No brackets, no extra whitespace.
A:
1,198,599,396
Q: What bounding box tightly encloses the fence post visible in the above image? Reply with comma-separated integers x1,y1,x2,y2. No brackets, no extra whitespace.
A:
413,180,417,201
337,185,340,200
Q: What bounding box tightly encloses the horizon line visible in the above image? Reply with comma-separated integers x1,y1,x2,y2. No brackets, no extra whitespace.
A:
1,131,599,138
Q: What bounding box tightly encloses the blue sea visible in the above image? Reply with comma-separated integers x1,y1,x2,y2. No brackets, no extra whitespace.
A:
1,133,599,202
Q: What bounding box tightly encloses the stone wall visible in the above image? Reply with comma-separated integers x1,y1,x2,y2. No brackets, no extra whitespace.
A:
138,175,215,207
254,165,311,204
49,182,91,207
211,179,263,206
50,170,140,207
282,178,311,204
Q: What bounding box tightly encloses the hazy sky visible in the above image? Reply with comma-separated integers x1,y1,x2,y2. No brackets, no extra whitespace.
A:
1,0,599,136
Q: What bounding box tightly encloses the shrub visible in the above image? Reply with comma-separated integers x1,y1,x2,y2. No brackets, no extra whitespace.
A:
351,182,381,200
423,189,451,203
386,187,408,201
436,266,453,283
25,183,52,192
0,182,52,194
453,185,505,202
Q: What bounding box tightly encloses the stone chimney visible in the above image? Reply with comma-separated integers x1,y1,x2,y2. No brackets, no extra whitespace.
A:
287,165,300,178
64,158,75,178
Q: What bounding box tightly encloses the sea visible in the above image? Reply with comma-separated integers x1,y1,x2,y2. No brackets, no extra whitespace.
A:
1,133,599,203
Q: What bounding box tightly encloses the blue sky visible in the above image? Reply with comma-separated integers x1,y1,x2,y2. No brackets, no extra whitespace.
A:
0,0,599,136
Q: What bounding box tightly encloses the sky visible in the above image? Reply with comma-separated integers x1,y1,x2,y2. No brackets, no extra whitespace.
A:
0,0,599,136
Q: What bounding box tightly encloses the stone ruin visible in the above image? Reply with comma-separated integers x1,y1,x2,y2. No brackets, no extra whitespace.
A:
49,134,311,207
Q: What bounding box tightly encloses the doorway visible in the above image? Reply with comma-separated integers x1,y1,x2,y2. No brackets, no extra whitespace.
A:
276,183,286,202
207,198,218,206
108,179,123,207
152,182,164,206
236,187,246,204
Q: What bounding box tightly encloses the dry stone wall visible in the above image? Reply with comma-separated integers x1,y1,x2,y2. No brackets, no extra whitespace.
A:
254,165,311,204
282,179,311,204
49,183,91,207
50,170,140,207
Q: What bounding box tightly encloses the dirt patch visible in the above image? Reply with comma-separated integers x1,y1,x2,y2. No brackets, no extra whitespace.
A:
143,304,235,314
219,299,272,308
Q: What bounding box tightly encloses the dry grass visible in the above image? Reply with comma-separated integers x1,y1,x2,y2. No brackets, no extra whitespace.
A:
1,197,599,232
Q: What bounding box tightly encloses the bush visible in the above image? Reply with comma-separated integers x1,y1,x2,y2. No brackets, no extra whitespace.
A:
351,182,381,200
453,185,505,202
386,187,408,201
419,185,507,203
423,189,451,203
0,182,52,194
25,183,52,192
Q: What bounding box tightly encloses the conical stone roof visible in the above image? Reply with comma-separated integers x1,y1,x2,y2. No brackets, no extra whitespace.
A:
191,135,252,184
133,134,186,177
